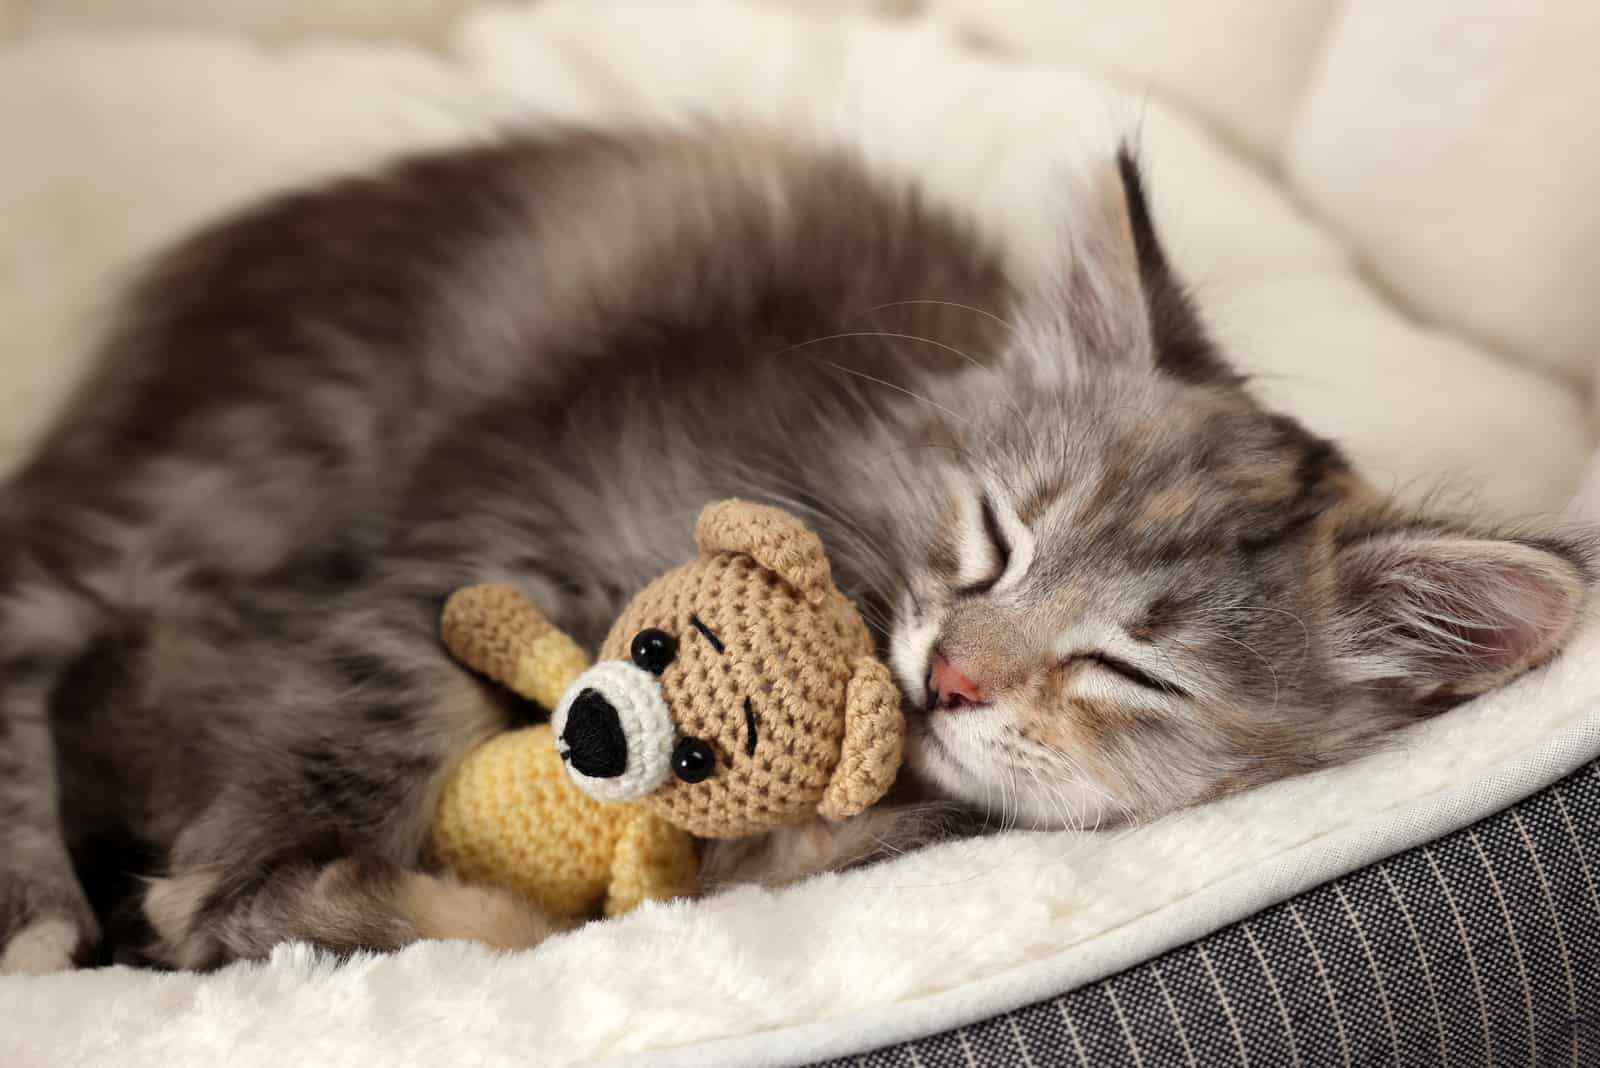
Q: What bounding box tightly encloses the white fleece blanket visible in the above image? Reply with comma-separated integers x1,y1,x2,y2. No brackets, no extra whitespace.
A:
2,2,1598,1065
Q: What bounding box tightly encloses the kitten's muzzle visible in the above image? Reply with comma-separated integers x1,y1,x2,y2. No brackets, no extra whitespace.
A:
552,660,675,803
926,648,989,711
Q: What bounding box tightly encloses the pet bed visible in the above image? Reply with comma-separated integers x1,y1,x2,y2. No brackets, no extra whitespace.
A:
3,2,1599,1065
802,753,1600,1067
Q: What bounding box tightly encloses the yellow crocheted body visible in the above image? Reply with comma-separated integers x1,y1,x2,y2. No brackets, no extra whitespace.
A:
431,725,698,919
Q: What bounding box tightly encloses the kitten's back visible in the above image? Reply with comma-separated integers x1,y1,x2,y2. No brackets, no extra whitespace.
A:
2,126,1020,969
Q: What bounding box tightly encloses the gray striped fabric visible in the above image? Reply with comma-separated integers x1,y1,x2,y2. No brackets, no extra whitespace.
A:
817,758,1600,1067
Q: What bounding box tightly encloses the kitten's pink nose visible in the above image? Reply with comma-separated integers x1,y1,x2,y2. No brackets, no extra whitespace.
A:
928,651,987,710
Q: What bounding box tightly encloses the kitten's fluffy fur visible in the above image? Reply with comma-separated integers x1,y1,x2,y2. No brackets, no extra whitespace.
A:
0,127,1590,972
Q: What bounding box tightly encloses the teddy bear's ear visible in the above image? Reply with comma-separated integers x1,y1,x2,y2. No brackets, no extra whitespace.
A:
818,657,906,821
694,499,833,606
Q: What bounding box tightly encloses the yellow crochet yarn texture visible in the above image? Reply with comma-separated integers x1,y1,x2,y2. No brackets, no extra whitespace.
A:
434,586,698,919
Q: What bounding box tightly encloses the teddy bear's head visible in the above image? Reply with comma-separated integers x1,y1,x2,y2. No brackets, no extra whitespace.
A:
551,500,905,838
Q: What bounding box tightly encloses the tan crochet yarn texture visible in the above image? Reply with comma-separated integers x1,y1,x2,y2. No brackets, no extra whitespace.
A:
593,500,905,838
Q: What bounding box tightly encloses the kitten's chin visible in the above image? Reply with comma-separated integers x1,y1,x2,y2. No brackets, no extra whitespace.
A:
901,722,1001,814
900,723,952,787
902,720,1120,833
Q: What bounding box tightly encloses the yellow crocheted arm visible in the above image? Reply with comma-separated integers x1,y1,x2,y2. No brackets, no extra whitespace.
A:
604,808,700,917
441,584,589,710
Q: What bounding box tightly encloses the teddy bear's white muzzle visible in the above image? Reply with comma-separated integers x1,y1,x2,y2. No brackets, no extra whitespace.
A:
552,660,674,803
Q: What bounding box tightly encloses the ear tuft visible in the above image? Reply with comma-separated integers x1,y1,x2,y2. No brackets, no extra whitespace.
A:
1027,144,1236,386
1043,153,1149,365
1114,146,1238,386
1331,532,1590,699
694,499,832,605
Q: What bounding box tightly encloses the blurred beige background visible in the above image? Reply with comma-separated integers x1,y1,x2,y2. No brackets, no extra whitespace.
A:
5,5,1600,1065
4,1,1597,519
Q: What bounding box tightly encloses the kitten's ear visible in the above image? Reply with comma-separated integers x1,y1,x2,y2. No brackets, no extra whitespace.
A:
1328,526,1591,701
1037,146,1237,385
1114,148,1239,385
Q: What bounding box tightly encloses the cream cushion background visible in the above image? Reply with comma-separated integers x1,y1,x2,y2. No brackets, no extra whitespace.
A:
2,3,1597,1064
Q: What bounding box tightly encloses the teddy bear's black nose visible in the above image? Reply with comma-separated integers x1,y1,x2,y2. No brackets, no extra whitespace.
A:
562,689,628,779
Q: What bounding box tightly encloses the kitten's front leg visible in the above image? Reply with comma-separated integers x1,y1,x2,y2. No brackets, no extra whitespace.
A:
0,871,97,975
698,801,971,890
0,718,98,974
0,564,103,973
144,850,561,969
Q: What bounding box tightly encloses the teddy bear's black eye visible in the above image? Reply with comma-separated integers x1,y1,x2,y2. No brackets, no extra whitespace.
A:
671,737,715,783
630,629,677,675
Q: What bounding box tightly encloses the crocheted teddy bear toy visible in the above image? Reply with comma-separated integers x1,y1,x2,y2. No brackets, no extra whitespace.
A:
432,499,906,920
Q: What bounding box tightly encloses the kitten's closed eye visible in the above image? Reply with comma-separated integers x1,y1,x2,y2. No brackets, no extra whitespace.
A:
1071,652,1189,698
958,495,1010,596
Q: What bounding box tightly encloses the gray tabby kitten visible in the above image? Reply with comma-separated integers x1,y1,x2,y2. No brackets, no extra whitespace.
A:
0,127,1590,973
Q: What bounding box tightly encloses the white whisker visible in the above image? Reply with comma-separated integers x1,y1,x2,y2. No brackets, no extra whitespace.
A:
865,299,1020,338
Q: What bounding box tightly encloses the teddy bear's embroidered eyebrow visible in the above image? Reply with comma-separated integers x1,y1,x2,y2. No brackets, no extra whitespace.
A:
742,697,758,755
689,614,725,654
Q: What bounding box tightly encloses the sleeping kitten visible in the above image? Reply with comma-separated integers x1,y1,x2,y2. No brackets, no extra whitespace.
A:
0,126,1590,973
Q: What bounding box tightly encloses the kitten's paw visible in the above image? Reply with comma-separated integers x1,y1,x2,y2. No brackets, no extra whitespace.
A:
142,871,225,970
0,874,98,975
0,917,83,975
398,873,567,950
